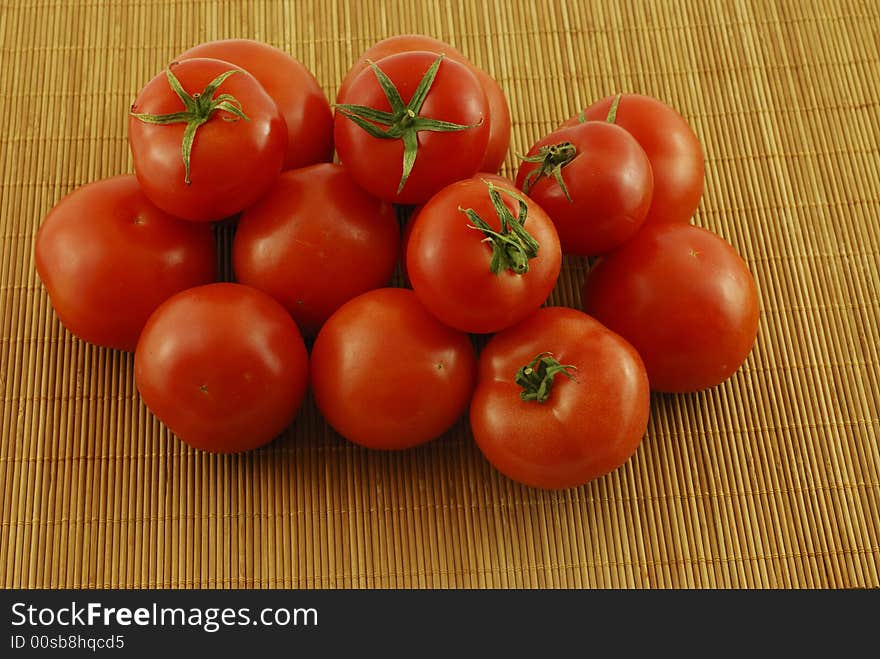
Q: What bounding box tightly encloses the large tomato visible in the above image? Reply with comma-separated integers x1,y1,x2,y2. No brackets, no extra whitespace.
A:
406,176,561,334
515,119,653,256
582,224,759,393
563,93,704,225
470,306,650,489
334,50,490,205
177,39,333,171
135,283,308,453
310,288,476,450
129,57,287,222
34,175,216,352
336,34,511,172
233,163,400,336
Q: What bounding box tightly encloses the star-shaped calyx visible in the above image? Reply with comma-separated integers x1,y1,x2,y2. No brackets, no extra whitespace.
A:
131,67,250,184
335,54,481,194
519,94,623,203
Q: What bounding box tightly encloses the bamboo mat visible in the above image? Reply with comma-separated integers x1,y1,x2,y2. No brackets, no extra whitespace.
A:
1,0,879,589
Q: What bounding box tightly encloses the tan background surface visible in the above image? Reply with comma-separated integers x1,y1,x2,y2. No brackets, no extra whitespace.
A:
1,0,878,588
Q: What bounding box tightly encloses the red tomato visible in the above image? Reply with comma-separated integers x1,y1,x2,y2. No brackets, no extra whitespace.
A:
310,288,476,450
233,163,400,336
582,224,759,393
334,51,490,205
471,306,650,489
515,121,653,256
406,176,561,334
135,283,308,452
129,57,287,222
336,34,511,172
177,39,333,171
34,175,216,352
564,93,704,225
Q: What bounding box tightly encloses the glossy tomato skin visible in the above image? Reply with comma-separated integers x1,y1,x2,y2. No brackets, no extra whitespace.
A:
515,122,653,256
336,34,511,172
406,176,561,334
34,175,216,352
400,172,511,282
564,94,704,225
129,58,287,222
135,283,308,453
471,307,650,489
334,51,490,205
582,224,759,393
310,288,476,450
177,39,333,171
233,163,399,336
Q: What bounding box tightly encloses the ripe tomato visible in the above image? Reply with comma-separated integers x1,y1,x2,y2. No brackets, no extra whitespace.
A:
135,283,308,452
334,51,490,205
336,34,511,172
470,306,650,489
129,57,287,222
406,176,561,334
310,288,476,450
563,93,704,225
233,163,400,336
177,39,333,171
582,224,759,393
515,119,653,256
34,175,216,352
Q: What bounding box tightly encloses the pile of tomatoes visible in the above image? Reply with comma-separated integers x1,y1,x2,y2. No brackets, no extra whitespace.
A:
34,36,759,490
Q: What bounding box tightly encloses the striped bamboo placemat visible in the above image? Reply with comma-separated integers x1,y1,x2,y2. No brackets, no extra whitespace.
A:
1,0,878,588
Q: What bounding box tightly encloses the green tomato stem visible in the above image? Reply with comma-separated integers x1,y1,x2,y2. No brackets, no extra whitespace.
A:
515,352,578,403
605,93,622,123
518,141,578,203
131,67,250,185
459,180,540,275
334,54,482,194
